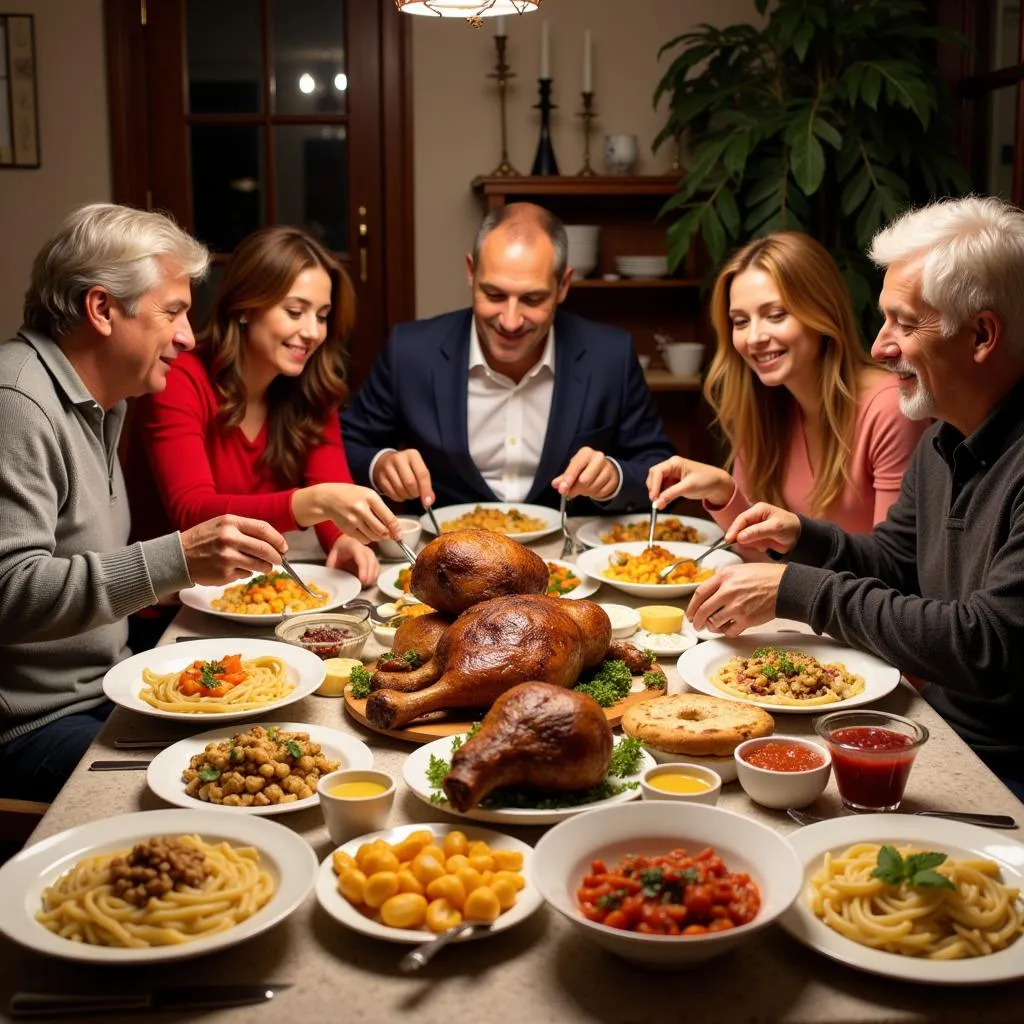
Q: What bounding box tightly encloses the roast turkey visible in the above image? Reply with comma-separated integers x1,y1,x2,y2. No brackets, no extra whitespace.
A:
365,595,612,730
442,682,613,812
410,530,548,616
372,612,451,691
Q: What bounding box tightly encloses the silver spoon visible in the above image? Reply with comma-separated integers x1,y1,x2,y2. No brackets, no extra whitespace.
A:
787,807,1018,829
657,536,730,581
398,922,490,972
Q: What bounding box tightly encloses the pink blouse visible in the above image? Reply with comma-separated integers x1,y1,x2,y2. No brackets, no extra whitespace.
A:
707,375,928,535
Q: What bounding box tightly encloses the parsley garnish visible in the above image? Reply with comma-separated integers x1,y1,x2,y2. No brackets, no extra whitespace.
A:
643,670,665,690
871,845,956,891
198,660,224,690
607,737,644,777
574,659,633,707
198,765,221,782
642,649,656,666
266,726,280,739
349,665,373,699
285,739,302,759
401,650,422,668
639,867,664,897
597,888,628,910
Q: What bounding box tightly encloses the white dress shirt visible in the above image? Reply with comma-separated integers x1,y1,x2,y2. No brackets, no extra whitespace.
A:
465,320,556,501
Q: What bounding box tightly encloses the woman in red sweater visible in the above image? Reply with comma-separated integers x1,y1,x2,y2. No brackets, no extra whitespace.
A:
130,225,399,585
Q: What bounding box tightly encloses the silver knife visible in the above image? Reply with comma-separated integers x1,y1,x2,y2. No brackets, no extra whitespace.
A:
10,984,291,1018
88,760,151,771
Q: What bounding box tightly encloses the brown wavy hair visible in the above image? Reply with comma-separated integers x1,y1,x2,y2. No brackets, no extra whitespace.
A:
705,232,872,516
197,226,356,486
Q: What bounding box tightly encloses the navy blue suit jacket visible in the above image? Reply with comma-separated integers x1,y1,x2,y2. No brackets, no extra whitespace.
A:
341,308,674,515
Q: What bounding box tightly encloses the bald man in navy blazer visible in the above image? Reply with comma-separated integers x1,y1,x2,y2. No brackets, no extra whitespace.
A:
342,204,674,516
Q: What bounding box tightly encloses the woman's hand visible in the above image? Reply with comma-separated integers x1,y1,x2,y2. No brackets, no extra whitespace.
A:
725,502,801,555
326,535,379,587
293,483,402,545
646,456,735,509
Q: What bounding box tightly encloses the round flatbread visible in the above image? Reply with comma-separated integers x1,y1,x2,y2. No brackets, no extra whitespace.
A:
621,693,774,757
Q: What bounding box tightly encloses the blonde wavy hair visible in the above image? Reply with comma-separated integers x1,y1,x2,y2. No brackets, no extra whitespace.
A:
705,232,873,516
197,225,356,487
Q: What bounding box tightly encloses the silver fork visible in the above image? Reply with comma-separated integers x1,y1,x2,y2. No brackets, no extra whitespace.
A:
559,493,575,558
279,557,317,598
657,536,730,581
787,807,1018,829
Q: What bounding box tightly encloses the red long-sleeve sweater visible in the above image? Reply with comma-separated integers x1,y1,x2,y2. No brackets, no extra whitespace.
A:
127,350,350,552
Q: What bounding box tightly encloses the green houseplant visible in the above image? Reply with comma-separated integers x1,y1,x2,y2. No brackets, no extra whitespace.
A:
653,0,970,322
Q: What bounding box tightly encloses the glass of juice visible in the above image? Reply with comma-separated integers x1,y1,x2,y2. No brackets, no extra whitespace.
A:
813,710,928,812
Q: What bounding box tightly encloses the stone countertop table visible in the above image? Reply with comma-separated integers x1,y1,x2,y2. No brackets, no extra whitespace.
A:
1,519,1022,1023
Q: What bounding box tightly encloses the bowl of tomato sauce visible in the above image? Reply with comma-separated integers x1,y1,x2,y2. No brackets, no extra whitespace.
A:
734,736,832,810
813,709,928,812
531,802,802,967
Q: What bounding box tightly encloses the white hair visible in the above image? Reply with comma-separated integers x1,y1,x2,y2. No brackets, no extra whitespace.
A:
869,195,1024,354
23,203,210,338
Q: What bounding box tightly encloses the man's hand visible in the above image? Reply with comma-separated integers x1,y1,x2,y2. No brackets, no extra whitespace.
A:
552,447,620,501
372,449,435,508
725,502,801,554
686,563,788,636
326,536,379,587
647,456,735,509
180,515,287,586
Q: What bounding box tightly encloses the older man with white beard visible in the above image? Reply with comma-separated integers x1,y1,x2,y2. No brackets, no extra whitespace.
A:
685,195,1024,797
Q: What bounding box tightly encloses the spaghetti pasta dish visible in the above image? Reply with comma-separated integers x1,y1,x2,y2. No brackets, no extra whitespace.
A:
714,646,864,705
140,654,293,713
439,505,547,534
809,842,1024,959
37,834,274,948
211,571,328,615
600,518,702,544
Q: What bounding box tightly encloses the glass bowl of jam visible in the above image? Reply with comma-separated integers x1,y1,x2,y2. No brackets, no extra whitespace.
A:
814,709,928,812
275,609,372,661
734,736,833,810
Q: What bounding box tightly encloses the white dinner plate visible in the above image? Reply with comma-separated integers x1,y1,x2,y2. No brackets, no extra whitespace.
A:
179,563,361,625
780,814,1024,985
316,822,542,944
577,514,724,549
403,734,653,825
419,502,561,544
673,633,901,714
146,721,373,815
542,558,600,600
575,541,742,600
377,563,417,602
103,638,326,722
0,808,317,964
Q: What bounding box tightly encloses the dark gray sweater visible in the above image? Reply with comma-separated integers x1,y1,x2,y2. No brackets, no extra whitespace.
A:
0,330,192,744
777,375,1024,780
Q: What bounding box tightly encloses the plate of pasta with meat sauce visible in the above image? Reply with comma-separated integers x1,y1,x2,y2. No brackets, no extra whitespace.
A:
674,634,901,714
103,638,325,722
146,722,373,815
179,563,361,624
0,808,316,963
780,814,1024,984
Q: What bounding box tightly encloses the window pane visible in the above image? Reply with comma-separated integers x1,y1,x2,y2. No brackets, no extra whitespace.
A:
271,0,347,114
984,83,1017,199
274,125,348,252
978,1,1021,74
190,124,266,252
186,0,263,114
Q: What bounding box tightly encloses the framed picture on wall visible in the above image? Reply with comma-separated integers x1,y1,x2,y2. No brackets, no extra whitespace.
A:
0,13,40,168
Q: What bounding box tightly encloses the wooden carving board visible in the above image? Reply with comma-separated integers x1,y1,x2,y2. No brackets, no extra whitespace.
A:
342,681,660,745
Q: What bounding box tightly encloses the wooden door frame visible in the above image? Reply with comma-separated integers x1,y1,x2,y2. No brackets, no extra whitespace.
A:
102,0,415,387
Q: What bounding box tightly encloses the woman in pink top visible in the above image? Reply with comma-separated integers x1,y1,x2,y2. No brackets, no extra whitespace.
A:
130,225,401,584
648,232,927,538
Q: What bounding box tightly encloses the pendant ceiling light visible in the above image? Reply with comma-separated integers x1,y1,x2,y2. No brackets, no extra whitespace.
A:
394,1,543,27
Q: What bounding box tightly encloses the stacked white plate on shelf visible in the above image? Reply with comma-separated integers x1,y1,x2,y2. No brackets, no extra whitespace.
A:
615,255,669,278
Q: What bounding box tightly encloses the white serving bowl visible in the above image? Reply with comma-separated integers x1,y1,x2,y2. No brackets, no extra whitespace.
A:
640,763,722,805
734,736,832,810
575,541,741,600
376,517,422,561
596,602,640,639
532,801,802,968
566,224,600,278
662,342,705,377
641,744,739,783
616,255,668,278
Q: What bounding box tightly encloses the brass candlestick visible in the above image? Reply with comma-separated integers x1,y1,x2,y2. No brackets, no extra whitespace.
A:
488,34,519,177
577,92,597,177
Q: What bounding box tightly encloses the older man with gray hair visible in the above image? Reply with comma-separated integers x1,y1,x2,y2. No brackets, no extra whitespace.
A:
685,195,1024,797
0,203,290,801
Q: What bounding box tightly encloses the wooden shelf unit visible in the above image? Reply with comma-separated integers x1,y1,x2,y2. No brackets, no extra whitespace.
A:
471,174,714,463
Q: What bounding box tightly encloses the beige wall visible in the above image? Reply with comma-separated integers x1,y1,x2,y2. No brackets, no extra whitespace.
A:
0,0,111,333
411,0,761,318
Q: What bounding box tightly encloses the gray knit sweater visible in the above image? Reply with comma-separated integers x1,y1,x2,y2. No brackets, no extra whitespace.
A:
0,329,192,744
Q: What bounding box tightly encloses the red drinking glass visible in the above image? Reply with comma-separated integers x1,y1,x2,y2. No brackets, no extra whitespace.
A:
813,710,929,812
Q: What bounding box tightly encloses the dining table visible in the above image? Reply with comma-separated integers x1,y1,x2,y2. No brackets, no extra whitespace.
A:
2,518,1023,1024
